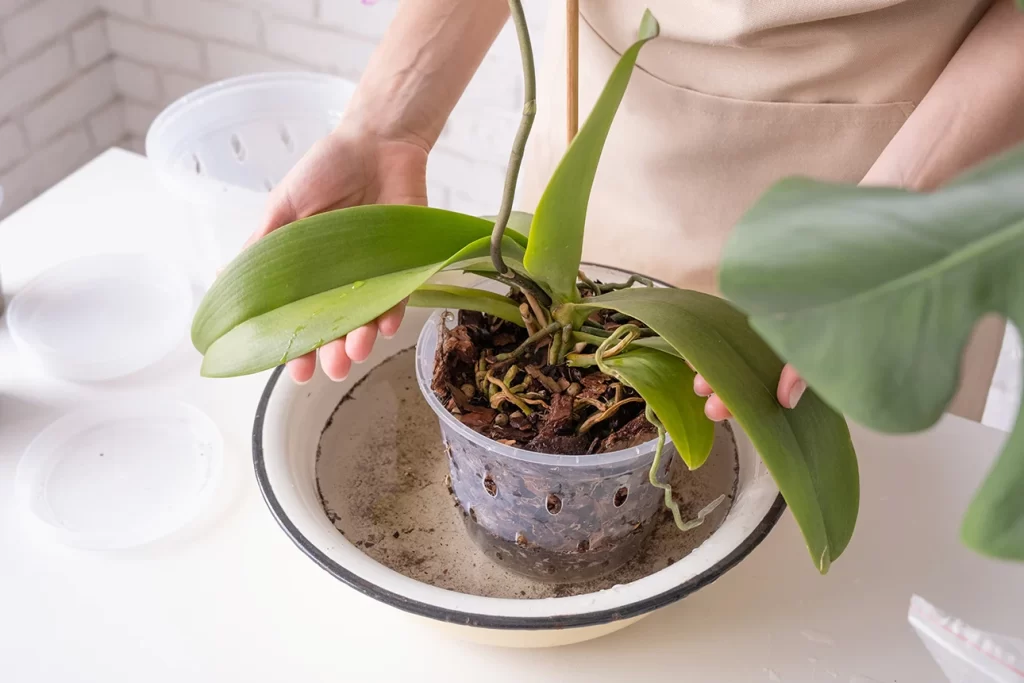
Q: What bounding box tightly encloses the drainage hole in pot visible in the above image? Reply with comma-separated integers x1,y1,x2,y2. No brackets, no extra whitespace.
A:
230,133,247,162
279,124,295,152
469,507,477,522
613,486,628,507
546,493,562,515
483,474,497,497
515,532,528,548
577,539,590,553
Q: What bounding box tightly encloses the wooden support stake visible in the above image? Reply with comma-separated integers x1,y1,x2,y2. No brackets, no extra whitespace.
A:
566,0,579,144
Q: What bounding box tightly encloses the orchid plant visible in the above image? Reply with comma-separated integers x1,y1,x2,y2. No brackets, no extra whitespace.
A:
192,5,860,573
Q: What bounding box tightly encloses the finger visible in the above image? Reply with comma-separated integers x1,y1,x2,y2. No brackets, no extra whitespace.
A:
320,339,352,382
704,394,733,422
345,322,379,363
377,300,407,339
777,364,807,409
693,373,713,397
244,188,297,250
287,352,316,384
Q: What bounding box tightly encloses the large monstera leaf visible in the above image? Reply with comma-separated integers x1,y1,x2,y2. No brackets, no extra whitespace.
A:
567,288,860,573
720,143,1024,561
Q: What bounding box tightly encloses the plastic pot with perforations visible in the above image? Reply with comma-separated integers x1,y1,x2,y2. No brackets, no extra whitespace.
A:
415,266,677,583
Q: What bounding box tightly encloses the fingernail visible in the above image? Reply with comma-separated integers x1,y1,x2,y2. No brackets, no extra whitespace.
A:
381,331,395,340
293,376,310,386
788,381,806,409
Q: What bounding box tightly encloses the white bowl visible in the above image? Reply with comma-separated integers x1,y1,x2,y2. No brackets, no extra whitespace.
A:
251,265,785,648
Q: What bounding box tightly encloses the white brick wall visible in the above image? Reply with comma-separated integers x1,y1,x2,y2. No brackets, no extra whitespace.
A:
1,0,93,60
2,0,547,218
98,0,548,213
0,0,116,217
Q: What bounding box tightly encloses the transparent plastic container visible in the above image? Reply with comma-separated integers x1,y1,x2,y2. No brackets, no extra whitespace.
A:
15,399,223,549
7,253,192,381
145,72,356,285
415,279,676,583
909,595,1024,682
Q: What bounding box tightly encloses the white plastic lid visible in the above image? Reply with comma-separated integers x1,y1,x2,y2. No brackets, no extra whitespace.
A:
15,400,224,549
7,253,192,381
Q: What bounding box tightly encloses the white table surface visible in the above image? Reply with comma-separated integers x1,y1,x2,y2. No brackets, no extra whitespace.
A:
1,149,1021,683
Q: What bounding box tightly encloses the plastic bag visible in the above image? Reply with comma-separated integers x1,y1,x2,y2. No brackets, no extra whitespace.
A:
909,595,1023,683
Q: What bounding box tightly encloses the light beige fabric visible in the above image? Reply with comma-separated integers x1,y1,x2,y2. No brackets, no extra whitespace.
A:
517,0,1000,421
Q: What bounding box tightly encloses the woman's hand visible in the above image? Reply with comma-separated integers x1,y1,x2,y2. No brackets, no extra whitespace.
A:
244,124,428,384
694,364,806,421
238,0,510,385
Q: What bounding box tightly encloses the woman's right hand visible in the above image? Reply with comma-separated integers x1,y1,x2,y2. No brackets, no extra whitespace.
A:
244,122,429,384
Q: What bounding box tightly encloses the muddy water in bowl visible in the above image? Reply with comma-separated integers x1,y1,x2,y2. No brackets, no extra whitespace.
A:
316,347,738,599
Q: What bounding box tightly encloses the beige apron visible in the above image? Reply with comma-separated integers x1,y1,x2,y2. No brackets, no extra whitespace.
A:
518,0,1001,421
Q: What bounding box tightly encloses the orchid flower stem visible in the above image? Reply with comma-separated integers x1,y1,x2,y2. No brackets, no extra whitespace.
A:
488,0,551,307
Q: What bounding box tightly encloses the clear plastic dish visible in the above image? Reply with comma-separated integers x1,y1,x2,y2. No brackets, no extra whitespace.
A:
9,252,192,382
14,400,224,550
6,253,192,381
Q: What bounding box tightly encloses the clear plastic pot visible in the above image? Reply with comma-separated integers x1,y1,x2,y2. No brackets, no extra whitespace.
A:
145,72,355,286
415,274,677,583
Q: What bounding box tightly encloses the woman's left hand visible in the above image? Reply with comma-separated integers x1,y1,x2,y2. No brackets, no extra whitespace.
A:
694,364,806,421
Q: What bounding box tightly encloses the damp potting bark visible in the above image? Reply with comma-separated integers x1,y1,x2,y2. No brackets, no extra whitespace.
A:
432,303,659,456
191,6,860,579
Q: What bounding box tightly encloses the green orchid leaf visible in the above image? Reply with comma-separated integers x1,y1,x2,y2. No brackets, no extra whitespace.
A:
202,265,436,377
523,10,659,303
408,284,524,326
447,238,528,276
578,287,859,573
192,205,524,353
481,211,534,238
601,348,714,468
719,144,1024,560
200,236,519,377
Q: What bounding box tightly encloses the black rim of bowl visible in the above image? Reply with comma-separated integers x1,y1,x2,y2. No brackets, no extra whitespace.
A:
251,264,788,631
